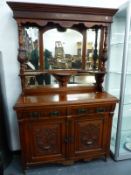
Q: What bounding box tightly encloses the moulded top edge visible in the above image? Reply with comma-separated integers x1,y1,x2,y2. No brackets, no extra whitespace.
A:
7,1,118,16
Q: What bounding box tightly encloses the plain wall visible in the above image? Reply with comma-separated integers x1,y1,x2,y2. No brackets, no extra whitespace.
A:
0,0,21,150
0,0,128,151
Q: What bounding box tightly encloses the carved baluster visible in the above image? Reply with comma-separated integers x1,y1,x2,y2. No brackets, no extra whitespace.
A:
93,27,99,70
17,23,27,92
95,26,108,92
101,26,108,71
95,72,105,92
18,23,27,73
98,27,104,70
82,30,87,69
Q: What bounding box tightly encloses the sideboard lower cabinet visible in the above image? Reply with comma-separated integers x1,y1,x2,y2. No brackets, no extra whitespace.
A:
15,92,117,169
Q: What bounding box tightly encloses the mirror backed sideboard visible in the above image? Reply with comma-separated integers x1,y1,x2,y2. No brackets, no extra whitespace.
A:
8,1,118,170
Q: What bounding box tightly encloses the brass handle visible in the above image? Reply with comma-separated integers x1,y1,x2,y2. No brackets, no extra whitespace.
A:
64,137,68,144
86,141,93,145
96,108,105,113
30,112,39,119
43,146,50,150
77,108,87,114
49,111,60,116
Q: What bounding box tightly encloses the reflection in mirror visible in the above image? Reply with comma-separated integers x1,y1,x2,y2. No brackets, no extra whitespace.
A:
25,73,95,88
86,29,101,70
25,74,54,87
43,28,83,70
69,75,95,84
23,27,39,71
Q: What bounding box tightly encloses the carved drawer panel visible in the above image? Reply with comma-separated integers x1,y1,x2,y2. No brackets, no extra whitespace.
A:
68,105,99,116
40,106,67,117
21,106,67,119
68,104,113,116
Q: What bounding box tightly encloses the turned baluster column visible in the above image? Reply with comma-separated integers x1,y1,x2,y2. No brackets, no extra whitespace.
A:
17,23,27,92
98,27,104,70
95,26,108,92
95,72,105,92
100,26,108,72
82,30,87,69
93,27,98,70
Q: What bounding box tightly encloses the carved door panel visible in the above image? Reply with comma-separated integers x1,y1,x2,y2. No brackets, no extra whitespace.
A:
71,113,108,158
26,117,66,163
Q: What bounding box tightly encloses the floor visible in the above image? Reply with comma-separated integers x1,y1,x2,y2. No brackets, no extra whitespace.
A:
4,156,131,175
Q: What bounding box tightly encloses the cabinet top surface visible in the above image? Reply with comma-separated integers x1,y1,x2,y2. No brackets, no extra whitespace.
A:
15,92,118,109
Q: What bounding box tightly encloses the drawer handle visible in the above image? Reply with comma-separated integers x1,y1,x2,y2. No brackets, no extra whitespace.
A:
78,108,87,114
96,108,105,113
30,112,39,119
86,141,93,145
64,137,73,144
64,137,68,144
49,111,60,116
43,146,50,150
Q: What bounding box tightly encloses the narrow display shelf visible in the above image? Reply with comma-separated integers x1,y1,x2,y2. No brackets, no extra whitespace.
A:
124,142,131,152
110,42,131,46
110,42,124,46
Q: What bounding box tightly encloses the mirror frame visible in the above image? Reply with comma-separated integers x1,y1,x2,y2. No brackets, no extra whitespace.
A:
7,1,118,93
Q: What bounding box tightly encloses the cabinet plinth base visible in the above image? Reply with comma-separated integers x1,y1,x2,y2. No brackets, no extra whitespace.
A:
62,160,74,165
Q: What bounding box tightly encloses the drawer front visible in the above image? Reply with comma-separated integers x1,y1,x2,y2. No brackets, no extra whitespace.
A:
68,104,113,116
40,106,67,117
20,106,67,120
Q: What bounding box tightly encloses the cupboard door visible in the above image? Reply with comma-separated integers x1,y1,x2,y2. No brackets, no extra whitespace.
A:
71,113,109,158
25,117,66,165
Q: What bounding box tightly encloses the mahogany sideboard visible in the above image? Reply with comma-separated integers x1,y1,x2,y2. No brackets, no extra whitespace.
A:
7,1,118,170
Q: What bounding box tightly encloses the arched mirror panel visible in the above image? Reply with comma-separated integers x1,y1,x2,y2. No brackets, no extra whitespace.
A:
43,28,83,70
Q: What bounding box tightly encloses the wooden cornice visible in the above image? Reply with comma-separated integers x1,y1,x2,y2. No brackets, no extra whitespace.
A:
7,2,118,23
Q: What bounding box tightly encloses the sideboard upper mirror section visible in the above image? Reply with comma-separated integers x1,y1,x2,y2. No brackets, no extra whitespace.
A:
7,1,118,92
18,24,104,72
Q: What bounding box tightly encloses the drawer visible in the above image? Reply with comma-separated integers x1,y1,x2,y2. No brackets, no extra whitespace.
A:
22,106,67,119
68,105,109,116
40,106,67,117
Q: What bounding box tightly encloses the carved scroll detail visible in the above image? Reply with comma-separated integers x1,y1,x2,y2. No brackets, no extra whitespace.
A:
93,27,99,70
79,123,100,150
95,72,105,92
100,26,108,72
18,23,28,92
18,23,27,72
34,127,58,154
